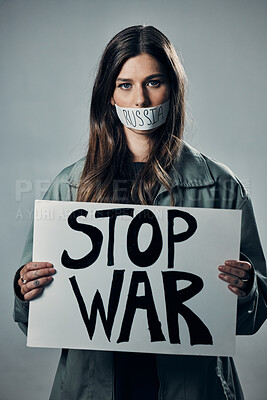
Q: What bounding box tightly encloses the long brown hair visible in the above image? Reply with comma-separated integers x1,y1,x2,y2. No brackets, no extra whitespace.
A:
77,25,187,205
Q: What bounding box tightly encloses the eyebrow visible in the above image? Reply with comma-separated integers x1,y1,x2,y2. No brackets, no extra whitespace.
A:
116,73,165,82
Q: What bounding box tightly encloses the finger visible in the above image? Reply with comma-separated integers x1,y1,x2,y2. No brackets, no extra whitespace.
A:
224,260,252,271
26,262,54,272
228,284,247,297
218,273,247,290
21,276,54,296
218,265,250,281
24,287,44,301
21,276,54,295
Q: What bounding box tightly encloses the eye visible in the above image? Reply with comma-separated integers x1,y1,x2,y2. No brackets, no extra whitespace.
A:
118,82,132,90
147,80,162,87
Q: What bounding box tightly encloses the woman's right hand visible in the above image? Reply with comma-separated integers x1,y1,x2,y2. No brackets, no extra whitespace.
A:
18,262,56,301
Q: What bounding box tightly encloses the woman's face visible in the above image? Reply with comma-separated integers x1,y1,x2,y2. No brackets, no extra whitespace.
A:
111,53,170,134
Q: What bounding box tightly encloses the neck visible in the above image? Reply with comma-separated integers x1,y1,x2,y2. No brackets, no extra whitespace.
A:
124,127,153,162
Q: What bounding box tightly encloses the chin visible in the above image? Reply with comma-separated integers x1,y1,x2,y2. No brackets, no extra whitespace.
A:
128,127,158,135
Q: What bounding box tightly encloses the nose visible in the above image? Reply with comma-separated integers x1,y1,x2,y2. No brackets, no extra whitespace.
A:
134,85,149,107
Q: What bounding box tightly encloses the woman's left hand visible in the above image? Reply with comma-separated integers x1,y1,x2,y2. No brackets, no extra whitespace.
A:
218,260,253,297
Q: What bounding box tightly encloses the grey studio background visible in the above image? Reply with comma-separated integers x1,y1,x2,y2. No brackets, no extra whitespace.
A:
1,0,266,399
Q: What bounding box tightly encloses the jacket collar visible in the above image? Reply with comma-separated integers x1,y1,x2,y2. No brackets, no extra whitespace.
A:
67,142,214,189
67,157,86,188
168,141,214,188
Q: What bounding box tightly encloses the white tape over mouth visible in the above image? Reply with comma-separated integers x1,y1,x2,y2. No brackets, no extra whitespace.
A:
115,100,170,131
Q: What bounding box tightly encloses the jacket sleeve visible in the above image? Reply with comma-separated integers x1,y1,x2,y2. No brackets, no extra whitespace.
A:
13,165,77,336
13,223,33,335
236,195,267,334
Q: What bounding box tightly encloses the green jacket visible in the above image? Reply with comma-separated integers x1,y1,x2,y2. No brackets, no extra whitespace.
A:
14,142,267,400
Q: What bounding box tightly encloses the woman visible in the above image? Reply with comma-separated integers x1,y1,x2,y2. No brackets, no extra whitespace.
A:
14,25,267,400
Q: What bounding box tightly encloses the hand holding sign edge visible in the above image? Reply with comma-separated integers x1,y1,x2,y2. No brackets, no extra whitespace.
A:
218,260,253,297
18,261,56,301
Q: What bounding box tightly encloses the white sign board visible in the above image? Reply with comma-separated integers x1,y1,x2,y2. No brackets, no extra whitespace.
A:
28,200,241,356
